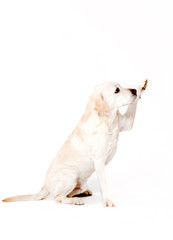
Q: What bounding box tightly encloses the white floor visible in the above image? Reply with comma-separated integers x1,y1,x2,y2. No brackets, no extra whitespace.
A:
1,163,173,240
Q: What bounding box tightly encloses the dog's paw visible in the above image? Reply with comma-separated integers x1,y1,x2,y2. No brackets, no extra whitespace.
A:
141,79,148,91
76,190,92,197
82,189,93,196
72,197,85,205
56,196,84,205
103,199,115,207
137,79,148,100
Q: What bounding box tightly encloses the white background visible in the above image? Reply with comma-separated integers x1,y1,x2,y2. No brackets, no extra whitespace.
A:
0,0,173,239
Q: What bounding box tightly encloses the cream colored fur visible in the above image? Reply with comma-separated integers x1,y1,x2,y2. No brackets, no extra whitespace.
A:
2,80,147,207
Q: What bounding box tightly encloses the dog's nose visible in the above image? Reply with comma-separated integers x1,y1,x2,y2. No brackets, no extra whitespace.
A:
129,89,137,96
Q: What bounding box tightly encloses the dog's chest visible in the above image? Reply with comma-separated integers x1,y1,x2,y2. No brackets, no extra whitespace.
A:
91,123,119,163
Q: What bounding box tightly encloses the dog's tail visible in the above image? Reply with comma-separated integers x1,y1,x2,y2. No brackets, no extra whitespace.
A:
2,186,49,202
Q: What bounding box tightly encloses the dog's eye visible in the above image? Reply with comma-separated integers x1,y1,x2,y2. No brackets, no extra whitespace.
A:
114,88,120,94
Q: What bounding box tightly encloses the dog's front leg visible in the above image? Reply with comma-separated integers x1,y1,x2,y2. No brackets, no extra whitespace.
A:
119,101,138,132
120,79,148,132
94,160,115,207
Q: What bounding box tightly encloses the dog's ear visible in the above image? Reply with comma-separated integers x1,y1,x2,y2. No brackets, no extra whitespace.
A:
94,94,109,114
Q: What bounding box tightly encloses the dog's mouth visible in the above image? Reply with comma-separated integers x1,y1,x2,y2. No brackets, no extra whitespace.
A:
121,97,136,107
130,95,137,104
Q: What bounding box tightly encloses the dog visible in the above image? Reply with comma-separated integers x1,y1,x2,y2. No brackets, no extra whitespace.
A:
2,80,148,207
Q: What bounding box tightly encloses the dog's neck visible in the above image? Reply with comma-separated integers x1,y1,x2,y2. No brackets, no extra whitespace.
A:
95,108,119,132
79,101,120,134
80,108,119,134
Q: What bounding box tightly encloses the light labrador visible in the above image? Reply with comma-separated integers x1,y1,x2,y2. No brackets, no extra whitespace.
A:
3,80,147,207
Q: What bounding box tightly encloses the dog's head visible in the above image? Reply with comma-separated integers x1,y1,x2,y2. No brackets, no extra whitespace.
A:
93,82,137,114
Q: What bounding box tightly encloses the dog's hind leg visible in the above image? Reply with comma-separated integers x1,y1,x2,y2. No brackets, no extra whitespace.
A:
51,172,84,205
